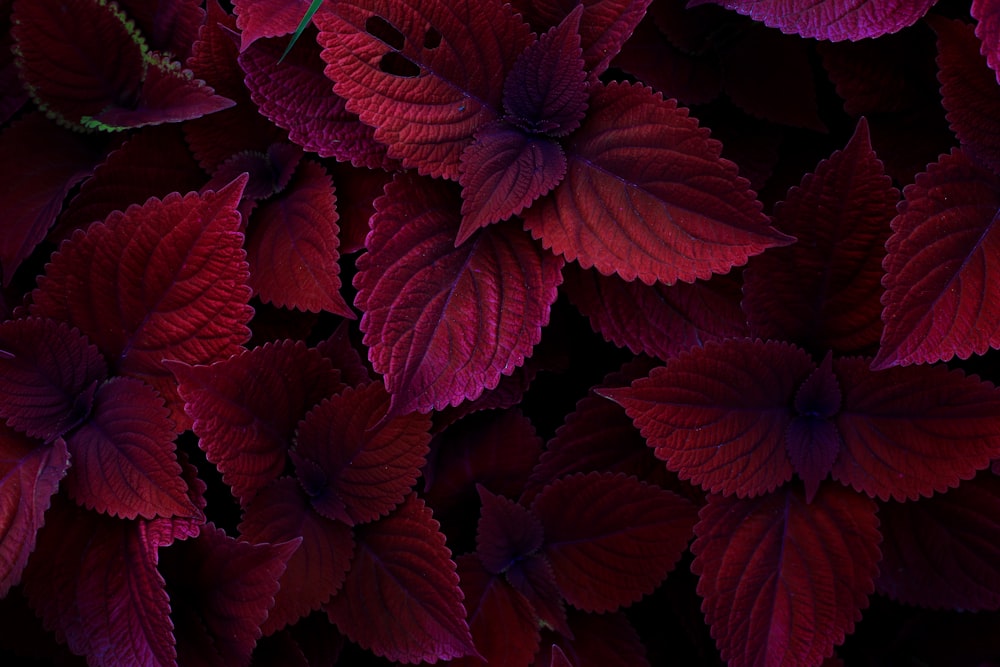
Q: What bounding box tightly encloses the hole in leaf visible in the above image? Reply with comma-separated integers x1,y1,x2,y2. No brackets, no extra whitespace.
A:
379,52,420,77
365,15,405,50
423,27,442,49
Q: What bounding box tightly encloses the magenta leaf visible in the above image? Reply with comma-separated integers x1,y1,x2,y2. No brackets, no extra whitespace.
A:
458,124,567,243
234,0,320,50
694,0,936,41
291,382,432,526
246,159,354,316
0,317,106,441
974,0,1000,83
832,358,1000,501
523,81,791,285
691,485,881,667
0,424,69,597
355,173,563,416
239,478,355,635
316,0,533,179
877,473,1000,611
874,149,1000,368
532,472,697,612
31,177,254,423
600,340,814,498
325,494,477,663
170,340,343,508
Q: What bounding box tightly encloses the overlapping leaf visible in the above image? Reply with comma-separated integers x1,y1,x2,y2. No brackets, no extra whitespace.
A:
534,610,650,667
973,0,1000,83
234,0,321,50
117,0,204,60
475,486,544,576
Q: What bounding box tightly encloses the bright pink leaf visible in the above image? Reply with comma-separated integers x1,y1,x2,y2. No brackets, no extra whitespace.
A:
0,318,106,441
355,173,563,416
691,485,881,667
532,472,697,612
973,0,1000,83
523,81,791,285
325,494,477,663
316,0,533,179
234,0,319,50
874,149,1000,368
239,478,355,635
0,425,69,596
832,358,1000,501
170,340,343,508
600,340,813,498
31,177,254,423
291,382,432,526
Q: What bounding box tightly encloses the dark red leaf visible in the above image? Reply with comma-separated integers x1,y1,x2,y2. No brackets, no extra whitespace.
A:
0,425,69,596
874,149,1000,368
291,382,432,525
475,486,544,576
523,81,791,285
117,0,204,61
234,0,319,50
239,478,355,635
505,552,571,639
316,0,533,179
458,124,566,243
204,144,302,204
600,340,812,498
532,472,697,612
973,0,1000,83
315,321,374,388
832,358,1000,501
534,609,650,667
787,355,843,502
355,173,563,416
325,494,477,663
691,485,881,667
142,449,208,549
327,163,393,254
0,318,106,441
550,645,573,667
31,177,254,424
170,340,343,508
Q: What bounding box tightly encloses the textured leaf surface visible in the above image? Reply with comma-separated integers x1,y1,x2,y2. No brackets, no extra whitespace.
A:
325,494,477,663
523,82,789,285
691,485,881,667
234,0,319,49
974,0,1000,83
316,0,533,179
532,472,697,612
356,174,563,416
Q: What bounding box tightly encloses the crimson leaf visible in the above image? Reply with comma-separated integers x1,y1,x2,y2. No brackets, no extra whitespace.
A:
973,0,1000,83
234,0,321,50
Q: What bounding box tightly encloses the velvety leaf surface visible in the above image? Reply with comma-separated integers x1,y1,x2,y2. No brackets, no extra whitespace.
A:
355,174,563,416
475,486,544,576
239,478,355,635
601,340,814,497
234,0,319,49
171,340,343,508
316,0,533,179
246,159,353,316
694,0,936,41
0,318,106,441
0,425,69,596
691,485,881,667
874,149,1000,368
743,118,896,355
832,358,1000,501
974,0,1000,83
523,81,790,285
291,382,431,526
64,377,195,521
325,494,477,663
31,177,254,422
877,473,1000,610
532,472,697,612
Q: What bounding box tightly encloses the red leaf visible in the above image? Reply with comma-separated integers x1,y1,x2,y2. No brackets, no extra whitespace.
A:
0,318,106,441
325,494,477,663
877,473,1000,610
0,425,69,596
458,124,566,243
355,174,563,416
743,118,896,355
170,340,343,508
246,160,354,316
239,478,355,635
874,149,1000,368
600,340,813,498
291,382,432,525
973,0,1000,83
31,177,254,423
523,81,790,285
117,0,204,61
316,0,533,179
532,472,697,612
832,358,1000,501
234,0,320,50
691,485,881,667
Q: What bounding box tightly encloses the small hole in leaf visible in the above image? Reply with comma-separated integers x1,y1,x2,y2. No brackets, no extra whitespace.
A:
423,27,442,49
379,51,420,77
365,15,405,50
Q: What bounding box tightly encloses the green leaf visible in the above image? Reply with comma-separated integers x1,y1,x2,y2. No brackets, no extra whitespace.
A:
280,0,325,63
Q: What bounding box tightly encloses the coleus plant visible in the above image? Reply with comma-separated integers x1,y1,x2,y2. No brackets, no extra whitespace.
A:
3,0,1000,667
